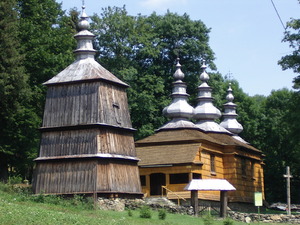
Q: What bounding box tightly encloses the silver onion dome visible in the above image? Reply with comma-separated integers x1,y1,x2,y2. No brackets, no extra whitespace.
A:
73,5,96,60
158,58,196,130
194,61,230,133
220,84,246,137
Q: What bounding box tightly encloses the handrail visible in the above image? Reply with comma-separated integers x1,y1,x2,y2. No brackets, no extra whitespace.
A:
161,185,186,206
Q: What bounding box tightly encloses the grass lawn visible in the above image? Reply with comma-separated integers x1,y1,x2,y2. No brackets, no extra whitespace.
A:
0,184,293,225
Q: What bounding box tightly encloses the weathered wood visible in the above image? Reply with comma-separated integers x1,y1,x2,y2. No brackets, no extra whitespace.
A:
191,190,199,216
34,75,142,197
220,191,228,218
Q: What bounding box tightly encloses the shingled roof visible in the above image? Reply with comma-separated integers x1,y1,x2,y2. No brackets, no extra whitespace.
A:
207,133,261,153
136,143,201,166
135,129,223,146
136,129,262,167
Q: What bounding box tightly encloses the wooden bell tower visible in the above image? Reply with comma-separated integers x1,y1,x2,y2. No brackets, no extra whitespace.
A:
32,5,142,198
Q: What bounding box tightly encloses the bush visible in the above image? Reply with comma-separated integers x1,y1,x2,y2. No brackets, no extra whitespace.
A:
203,214,214,225
128,209,133,217
158,209,167,220
8,176,23,185
223,218,234,225
140,206,152,218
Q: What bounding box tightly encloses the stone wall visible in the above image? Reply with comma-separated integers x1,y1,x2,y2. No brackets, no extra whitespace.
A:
228,211,300,224
97,197,300,223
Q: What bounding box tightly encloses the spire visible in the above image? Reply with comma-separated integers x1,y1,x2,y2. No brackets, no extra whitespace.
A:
220,84,247,142
194,61,230,133
158,58,196,130
73,4,96,60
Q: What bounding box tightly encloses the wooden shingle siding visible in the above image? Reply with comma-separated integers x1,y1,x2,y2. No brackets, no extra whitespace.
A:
98,129,136,156
39,129,98,157
33,160,97,194
97,160,141,193
42,82,132,128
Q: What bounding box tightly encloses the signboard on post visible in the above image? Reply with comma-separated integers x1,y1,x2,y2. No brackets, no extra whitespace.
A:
254,192,263,206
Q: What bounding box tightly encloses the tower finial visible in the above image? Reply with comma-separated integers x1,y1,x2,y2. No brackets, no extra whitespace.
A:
220,83,244,136
194,59,230,133
73,3,96,60
158,58,196,130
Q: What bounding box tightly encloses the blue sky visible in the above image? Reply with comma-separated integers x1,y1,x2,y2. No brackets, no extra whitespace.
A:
58,0,299,96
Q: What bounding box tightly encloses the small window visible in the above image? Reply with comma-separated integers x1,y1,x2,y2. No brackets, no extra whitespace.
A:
251,161,255,178
140,175,146,186
169,173,189,184
241,158,247,176
192,173,202,179
210,154,216,173
113,102,121,125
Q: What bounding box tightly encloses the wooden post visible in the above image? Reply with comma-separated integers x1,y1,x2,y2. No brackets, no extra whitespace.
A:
220,191,228,218
283,166,293,216
191,190,198,216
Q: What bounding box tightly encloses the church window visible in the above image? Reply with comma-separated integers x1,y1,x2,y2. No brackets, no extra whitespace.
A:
241,158,247,176
169,173,189,184
210,154,216,173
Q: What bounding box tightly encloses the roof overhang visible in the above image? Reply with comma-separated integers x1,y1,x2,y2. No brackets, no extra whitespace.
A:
184,179,236,191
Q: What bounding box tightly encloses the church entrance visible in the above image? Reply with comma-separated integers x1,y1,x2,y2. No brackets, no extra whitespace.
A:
150,173,166,195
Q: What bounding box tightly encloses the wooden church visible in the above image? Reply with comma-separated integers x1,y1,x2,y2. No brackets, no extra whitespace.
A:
136,60,264,204
32,6,142,198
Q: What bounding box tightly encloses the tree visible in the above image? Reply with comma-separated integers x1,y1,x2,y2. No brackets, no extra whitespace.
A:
0,0,78,181
18,0,77,117
260,89,296,202
91,6,216,139
0,0,39,181
278,1,300,89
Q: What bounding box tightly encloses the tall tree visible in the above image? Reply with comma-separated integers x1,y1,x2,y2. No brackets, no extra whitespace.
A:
91,6,216,139
0,0,39,181
18,0,77,117
278,1,300,89
278,1,300,203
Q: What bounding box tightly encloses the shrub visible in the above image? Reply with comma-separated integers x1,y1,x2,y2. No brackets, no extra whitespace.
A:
128,209,133,217
203,214,214,225
223,217,234,225
158,209,167,220
8,176,23,185
140,206,152,218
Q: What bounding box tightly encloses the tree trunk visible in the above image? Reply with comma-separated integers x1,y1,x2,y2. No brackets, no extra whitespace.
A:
0,153,9,182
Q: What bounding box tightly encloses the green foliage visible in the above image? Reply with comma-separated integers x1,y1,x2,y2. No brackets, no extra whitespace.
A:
91,6,215,139
128,209,133,217
139,205,152,218
223,217,234,225
203,213,214,225
278,16,300,89
8,176,23,185
0,0,78,181
158,209,167,220
0,0,39,182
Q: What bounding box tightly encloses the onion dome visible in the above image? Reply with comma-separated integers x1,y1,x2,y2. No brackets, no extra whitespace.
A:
73,5,96,60
220,84,248,142
43,5,127,87
194,61,230,133
158,58,196,130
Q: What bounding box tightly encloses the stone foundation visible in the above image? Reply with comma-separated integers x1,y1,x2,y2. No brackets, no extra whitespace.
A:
96,197,300,223
228,211,300,224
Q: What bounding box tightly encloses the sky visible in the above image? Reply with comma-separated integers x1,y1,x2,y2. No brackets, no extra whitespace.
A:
58,0,300,96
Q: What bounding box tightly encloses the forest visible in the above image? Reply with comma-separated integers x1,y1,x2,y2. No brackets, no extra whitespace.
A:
0,0,299,204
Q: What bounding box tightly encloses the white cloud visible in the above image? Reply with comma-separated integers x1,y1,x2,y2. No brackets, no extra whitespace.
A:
140,0,187,11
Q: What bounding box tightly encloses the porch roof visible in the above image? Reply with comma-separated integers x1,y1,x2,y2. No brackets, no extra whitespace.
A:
184,179,236,191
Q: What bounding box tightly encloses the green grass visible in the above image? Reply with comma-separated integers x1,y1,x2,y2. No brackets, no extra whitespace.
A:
0,183,293,225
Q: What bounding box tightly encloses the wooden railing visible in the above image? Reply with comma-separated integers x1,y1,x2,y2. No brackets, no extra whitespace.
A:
161,186,186,206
